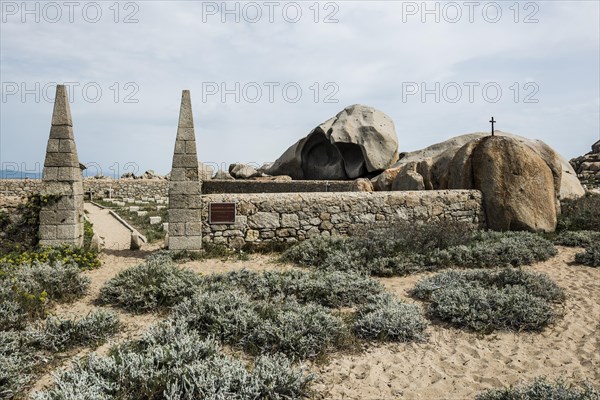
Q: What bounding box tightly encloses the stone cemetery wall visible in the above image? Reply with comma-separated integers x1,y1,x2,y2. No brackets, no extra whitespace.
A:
202,180,361,194
0,179,368,200
0,179,168,200
201,190,485,247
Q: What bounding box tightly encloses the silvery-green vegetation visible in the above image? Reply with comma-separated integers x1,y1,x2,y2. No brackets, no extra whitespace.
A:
0,261,90,331
475,377,599,400
33,320,313,400
554,230,600,247
411,268,565,332
353,293,427,342
204,269,385,308
575,243,600,267
1,311,120,399
98,255,203,312
282,226,557,276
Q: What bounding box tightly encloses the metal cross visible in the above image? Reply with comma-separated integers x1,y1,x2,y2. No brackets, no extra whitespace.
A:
489,117,496,136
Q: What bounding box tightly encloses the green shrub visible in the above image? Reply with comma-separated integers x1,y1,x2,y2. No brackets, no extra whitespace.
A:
0,194,41,255
0,262,90,330
204,269,384,308
575,243,600,267
428,232,557,268
33,320,313,400
475,377,599,400
99,255,202,313
28,310,120,351
411,268,564,332
173,290,347,360
558,194,600,232
554,230,600,247
353,294,427,342
0,245,100,271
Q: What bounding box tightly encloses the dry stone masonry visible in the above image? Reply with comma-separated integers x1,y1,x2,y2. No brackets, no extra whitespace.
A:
168,90,203,251
38,85,85,247
201,190,485,248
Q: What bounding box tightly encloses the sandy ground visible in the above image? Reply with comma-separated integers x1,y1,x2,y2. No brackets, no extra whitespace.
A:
29,208,599,399
311,246,600,400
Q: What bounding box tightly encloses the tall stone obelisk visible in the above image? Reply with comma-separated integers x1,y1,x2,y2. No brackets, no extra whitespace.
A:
168,90,202,250
39,85,85,247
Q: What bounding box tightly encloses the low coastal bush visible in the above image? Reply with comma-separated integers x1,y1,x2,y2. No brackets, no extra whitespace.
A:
411,268,564,332
172,290,347,360
0,261,90,330
204,269,384,308
575,243,600,267
0,312,120,398
475,377,600,400
282,228,557,276
0,330,38,399
99,255,202,313
0,245,101,271
558,193,600,232
33,320,313,400
428,232,557,268
353,294,427,342
554,230,600,247
28,310,120,352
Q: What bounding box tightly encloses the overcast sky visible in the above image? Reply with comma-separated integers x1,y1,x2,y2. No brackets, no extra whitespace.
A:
1,0,598,177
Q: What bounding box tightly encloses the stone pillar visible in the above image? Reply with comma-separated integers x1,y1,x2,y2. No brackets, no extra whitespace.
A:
39,85,85,247
168,90,202,251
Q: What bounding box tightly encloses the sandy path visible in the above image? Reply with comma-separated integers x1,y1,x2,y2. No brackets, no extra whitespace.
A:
312,247,600,400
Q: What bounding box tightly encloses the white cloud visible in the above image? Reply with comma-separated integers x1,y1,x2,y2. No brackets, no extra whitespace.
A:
1,0,598,176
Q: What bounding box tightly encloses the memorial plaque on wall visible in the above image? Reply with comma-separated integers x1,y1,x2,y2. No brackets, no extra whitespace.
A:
209,202,236,224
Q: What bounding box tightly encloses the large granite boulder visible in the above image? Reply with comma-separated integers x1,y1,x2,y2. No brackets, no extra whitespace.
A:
450,136,558,232
373,131,584,199
265,105,398,180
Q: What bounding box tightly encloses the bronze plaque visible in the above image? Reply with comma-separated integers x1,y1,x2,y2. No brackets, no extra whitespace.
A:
209,202,236,224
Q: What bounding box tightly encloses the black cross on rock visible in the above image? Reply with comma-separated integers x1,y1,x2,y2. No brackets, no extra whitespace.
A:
489,117,496,136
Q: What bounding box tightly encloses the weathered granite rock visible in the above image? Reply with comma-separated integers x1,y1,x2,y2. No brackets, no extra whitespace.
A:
265,105,398,180
374,131,584,199
229,163,259,179
451,136,558,232
168,90,202,251
392,169,425,191
213,169,235,180
570,140,600,190
39,85,85,247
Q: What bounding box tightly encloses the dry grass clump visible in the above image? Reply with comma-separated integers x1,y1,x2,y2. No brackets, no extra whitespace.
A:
411,268,565,332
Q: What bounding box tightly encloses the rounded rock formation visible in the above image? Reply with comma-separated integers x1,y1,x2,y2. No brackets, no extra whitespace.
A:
265,105,398,180
450,136,558,232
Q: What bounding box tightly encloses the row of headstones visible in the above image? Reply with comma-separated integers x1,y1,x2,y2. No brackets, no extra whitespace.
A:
38,85,201,250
